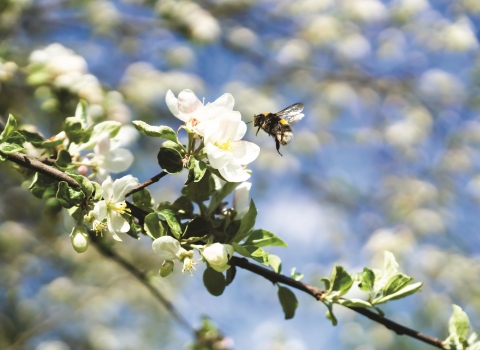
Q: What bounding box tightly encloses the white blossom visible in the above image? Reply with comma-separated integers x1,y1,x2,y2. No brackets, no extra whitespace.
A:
233,182,252,220
152,236,197,275
202,243,234,273
91,175,138,241
165,89,234,136
204,112,260,182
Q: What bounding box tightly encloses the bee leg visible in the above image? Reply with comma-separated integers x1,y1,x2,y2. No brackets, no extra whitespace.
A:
256,127,261,136
275,139,283,156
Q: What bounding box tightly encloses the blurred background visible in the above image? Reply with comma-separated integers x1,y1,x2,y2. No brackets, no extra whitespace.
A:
1,0,480,349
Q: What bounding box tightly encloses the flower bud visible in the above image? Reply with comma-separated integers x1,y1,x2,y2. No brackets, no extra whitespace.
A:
202,243,234,272
70,225,89,253
159,260,174,277
152,236,183,261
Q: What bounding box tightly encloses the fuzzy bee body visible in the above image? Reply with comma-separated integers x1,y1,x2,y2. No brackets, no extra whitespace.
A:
253,103,304,156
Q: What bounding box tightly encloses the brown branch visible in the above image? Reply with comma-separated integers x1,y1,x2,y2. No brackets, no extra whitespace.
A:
3,152,80,188
125,171,168,197
230,256,446,349
91,235,197,336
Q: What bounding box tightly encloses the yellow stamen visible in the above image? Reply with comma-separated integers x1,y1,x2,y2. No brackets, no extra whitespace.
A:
182,258,198,276
107,201,130,214
215,138,233,152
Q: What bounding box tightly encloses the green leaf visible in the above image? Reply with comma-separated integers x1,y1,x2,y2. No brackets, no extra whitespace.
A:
186,157,207,184
132,121,179,143
205,181,240,218
244,229,287,248
290,268,304,281
278,286,298,320
324,301,338,326
203,267,226,296
132,188,154,212
338,299,372,308
159,261,174,277
29,173,57,199
358,267,375,294
182,169,215,204
383,273,414,296
231,199,257,243
183,217,208,239
383,251,399,278
55,149,72,168
56,181,86,208
157,142,184,174
374,282,423,304
321,277,331,291
329,265,354,298
7,131,26,146
268,254,282,273
18,129,45,146
0,142,26,154
449,305,470,343
231,243,269,265
0,114,17,142
65,171,93,198
64,117,93,144
92,182,102,201
93,121,121,138
75,99,88,125
144,212,162,239
225,265,236,286
158,209,182,238
39,138,64,148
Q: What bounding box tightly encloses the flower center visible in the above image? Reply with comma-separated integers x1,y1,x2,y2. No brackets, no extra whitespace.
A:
107,201,129,214
215,138,233,152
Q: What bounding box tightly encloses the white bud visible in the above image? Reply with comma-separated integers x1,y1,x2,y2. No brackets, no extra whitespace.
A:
70,225,89,253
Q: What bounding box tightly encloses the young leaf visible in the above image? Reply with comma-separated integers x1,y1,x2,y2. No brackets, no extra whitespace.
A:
449,305,470,343
182,170,215,204
203,267,226,296
158,209,182,238
144,212,162,239
225,265,236,286
0,114,17,142
358,267,375,294
186,157,207,184
183,217,208,239
55,149,72,168
374,282,423,304
56,181,85,208
324,301,338,326
75,99,88,124
0,142,26,154
157,143,184,174
64,117,92,144
205,181,240,218
382,273,414,296
65,171,93,198
231,199,257,243
132,188,154,212
132,121,179,143
268,254,282,273
244,229,287,248
337,299,372,308
290,268,304,281
278,286,298,320
329,265,354,298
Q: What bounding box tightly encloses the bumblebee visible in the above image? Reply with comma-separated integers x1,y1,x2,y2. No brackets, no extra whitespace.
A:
253,103,305,156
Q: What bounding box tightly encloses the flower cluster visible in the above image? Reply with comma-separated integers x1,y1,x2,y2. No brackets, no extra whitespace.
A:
166,89,260,182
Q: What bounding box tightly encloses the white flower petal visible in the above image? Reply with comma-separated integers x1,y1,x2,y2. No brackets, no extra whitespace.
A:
232,140,260,165
104,148,134,173
165,89,180,117
108,210,130,233
177,89,203,115
211,93,235,110
233,182,252,219
112,175,139,202
102,176,114,201
203,243,233,272
152,236,182,261
234,120,247,140
93,200,107,220
206,143,233,169
219,162,251,182
95,132,111,156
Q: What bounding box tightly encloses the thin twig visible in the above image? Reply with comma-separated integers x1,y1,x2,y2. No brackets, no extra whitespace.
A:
125,171,168,197
91,235,197,336
230,256,446,349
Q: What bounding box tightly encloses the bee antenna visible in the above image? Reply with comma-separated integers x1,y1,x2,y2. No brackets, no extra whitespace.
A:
245,121,253,124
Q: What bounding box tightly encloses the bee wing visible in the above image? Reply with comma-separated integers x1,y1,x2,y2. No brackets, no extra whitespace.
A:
276,103,305,125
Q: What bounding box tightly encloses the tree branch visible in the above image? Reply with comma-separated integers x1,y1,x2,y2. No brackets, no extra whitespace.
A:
230,256,446,349
125,171,168,197
3,152,80,188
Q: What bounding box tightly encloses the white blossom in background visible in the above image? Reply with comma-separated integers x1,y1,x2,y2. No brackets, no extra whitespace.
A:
91,175,138,241
86,132,134,181
165,89,235,136
202,243,234,272
152,236,197,275
233,182,252,219
204,112,260,182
